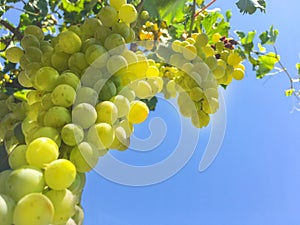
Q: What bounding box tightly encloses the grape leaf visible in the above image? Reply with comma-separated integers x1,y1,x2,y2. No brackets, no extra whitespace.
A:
259,25,279,45
256,52,279,78
235,30,256,54
236,0,266,14
141,96,158,111
201,11,230,39
61,0,85,13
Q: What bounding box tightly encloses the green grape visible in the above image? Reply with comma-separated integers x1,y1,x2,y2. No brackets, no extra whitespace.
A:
189,87,204,102
51,51,70,72
72,205,84,225
106,55,128,75
19,55,30,69
215,41,225,52
34,67,59,91
171,40,182,53
94,26,112,44
204,56,218,70
0,194,15,225
110,0,126,11
82,38,101,52
98,6,118,27
118,4,137,24
68,52,89,74
61,123,84,146
5,46,24,63
124,27,135,43
24,25,44,41
110,95,130,118
182,44,197,61
95,101,118,125
96,80,117,101
131,80,153,99
110,126,130,151
212,65,226,79
8,145,28,169
74,87,98,106
87,123,115,150
81,18,103,39
6,166,45,202
58,30,82,54
56,72,81,91
68,172,85,196
121,50,138,65
140,10,150,20
0,170,11,194
13,193,54,225
195,33,209,47
194,62,210,80
26,137,59,168
45,189,76,225
24,62,42,81
40,40,53,52
112,22,130,40
118,119,134,138
43,106,71,128
17,71,32,88
166,80,177,98
32,126,61,147
80,67,103,87
44,159,77,190
104,33,126,54
119,86,136,101
232,68,245,80
70,142,99,172
72,103,97,129
202,97,219,114
191,109,210,128
127,100,149,124
51,84,76,107
85,44,108,68
21,34,40,50
204,87,219,99
26,90,43,105
41,93,54,110
227,51,242,66
24,46,42,62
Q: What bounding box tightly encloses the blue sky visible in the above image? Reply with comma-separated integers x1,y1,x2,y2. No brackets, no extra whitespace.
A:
83,1,300,225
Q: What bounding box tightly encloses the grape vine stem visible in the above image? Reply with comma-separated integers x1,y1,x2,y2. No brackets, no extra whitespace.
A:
188,0,196,36
194,0,217,17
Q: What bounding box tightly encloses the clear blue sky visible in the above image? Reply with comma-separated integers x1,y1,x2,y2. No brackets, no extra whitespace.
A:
83,1,300,225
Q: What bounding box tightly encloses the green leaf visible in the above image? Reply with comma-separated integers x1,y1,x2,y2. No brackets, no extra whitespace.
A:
236,0,266,14
201,11,230,39
257,43,266,53
61,0,85,13
225,10,232,22
236,30,256,54
143,0,185,24
141,96,158,111
259,25,278,45
285,88,295,97
296,63,300,76
256,52,279,78
13,89,30,102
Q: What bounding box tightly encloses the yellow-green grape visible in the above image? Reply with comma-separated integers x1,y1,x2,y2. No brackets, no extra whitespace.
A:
118,4,137,24
201,45,215,57
80,18,103,39
72,103,97,129
87,123,115,150
235,63,245,71
169,54,185,68
43,106,71,128
112,22,130,40
191,110,210,128
110,0,126,11
119,86,136,101
227,52,243,67
5,47,24,63
24,25,44,41
58,30,82,54
94,26,112,44
148,77,164,94
17,71,32,88
72,205,84,225
202,97,219,114
220,50,229,61
204,87,218,99
68,52,89,74
26,90,44,105
110,95,130,118
45,189,76,225
8,145,28,169
171,40,182,53
24,62,42,81
124,27,135,43
118,119,134,138
127,100,149,124
189,87,204,102
146,65,159,77
96,80,117,101
41,93,54,110
82,38,101,52
212,65,226,79
131,80,153,99
13,193,54,225
212,33,221,43
166,80,177,98
51,51,70,72
44,159,76,190
56,72,81,91
34,67,59,91
70,142,99,172
74,87,98,106
95,101,118,125
68,172,86,196
85,44,108,68
195,33,209,47
24,46,42,62
26,137,59,168
121,50,138,65
110,126,130,151
32,126,61,147
0,170,11,194
51,84,76,107
98,6,118,27
21,34,40,50
194,62,210,80
0,194,15,225
104,33,126,54
6,166,45,202
177,92,194,117
106,55,128,75
232,68,245,80
61,123,84,146
204,56,218,70
182,44,197,61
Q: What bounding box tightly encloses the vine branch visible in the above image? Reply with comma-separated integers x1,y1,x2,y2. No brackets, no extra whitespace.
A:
0,19,23,40
188,0,196,36
194,0,217,17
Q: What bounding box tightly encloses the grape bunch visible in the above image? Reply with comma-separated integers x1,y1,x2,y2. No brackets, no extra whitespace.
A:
0,0,246,224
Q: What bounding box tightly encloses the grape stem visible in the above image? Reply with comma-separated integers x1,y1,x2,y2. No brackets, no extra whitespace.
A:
0,19,23,40
194,0,217,17
188,0,197,37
